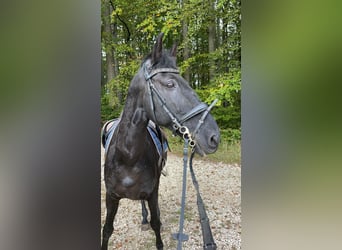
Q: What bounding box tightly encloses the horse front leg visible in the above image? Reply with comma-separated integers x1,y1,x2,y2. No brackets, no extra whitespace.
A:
141,200,150,231
101,193,120,250
148,190,163,250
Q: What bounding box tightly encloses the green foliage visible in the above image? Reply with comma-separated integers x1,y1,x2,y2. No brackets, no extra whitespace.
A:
101,59,140,121
203,70,241,106
164,129,240,164
220,128,241,143
137,0,181,38
195,69,241,130
101,92,116,123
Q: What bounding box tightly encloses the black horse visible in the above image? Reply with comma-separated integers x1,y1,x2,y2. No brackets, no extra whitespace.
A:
101,33,220,250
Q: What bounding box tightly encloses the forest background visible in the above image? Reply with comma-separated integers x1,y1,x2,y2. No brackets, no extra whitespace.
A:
101,0,241,162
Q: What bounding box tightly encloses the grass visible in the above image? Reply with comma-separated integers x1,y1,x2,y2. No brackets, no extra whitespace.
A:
164,129,241,165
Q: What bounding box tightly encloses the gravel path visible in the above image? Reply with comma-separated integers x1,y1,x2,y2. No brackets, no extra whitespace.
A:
101,147,241,249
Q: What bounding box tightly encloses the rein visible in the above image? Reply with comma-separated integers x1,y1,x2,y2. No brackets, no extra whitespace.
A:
143,62,218,250
189,151,217,250
172,140,217,250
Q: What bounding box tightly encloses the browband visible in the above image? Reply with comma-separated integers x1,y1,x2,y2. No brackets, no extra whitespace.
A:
144,67,179,80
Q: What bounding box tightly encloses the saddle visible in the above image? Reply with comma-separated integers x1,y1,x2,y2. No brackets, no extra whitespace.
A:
101,118,169,170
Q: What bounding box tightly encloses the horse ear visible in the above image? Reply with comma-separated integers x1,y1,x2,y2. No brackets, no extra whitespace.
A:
170,43,177,57
152,32,164,64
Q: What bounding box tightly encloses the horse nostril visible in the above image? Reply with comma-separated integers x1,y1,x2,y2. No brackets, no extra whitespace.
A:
208,134,219,148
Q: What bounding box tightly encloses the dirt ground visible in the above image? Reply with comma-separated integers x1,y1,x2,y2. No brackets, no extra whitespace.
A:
101,146,241,250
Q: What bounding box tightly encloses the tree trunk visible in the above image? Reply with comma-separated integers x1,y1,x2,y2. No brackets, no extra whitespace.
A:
103,0,115,84
181,0,190,83
112,22,119,77
208,0,216,82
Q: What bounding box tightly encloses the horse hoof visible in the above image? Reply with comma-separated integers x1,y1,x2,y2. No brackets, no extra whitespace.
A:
141,223,150,231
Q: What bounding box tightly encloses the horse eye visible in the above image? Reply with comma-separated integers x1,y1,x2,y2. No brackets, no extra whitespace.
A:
165,79,176,88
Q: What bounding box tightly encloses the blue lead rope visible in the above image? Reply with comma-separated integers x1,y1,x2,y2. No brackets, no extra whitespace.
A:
172,138,189,249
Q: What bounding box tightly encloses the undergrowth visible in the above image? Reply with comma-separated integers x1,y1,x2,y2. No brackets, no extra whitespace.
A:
164,129,241,165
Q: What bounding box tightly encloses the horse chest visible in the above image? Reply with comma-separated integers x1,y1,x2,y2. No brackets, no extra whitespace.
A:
121,176,135,188
108,165,157,200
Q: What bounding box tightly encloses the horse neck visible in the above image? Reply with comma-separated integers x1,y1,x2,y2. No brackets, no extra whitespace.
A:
115,79,149,161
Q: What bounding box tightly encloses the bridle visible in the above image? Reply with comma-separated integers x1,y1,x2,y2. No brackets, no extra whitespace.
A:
143,62,218,150
143,62,218,249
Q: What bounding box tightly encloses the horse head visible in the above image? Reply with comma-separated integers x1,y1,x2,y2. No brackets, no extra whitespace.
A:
140,33,220,155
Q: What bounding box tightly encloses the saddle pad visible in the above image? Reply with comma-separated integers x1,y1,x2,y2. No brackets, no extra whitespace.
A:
102,119,168,157
147,125,168,156
102,119,120,154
